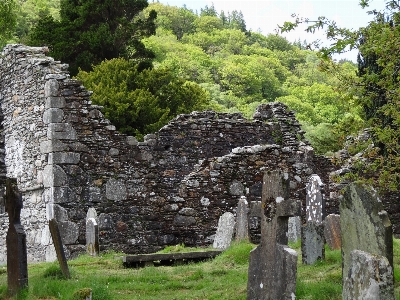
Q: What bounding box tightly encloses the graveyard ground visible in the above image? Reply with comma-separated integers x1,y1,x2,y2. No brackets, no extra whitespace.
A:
0,239,399,300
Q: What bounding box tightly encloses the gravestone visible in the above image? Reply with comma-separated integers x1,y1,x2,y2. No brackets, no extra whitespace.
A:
49,219,71,279
287,216,301,243
302,174,325,264
213,212,235,250
86,218,99,256
324,214,341,250
247,170,300,300
235,196,249,242
340,183,393,284
343,250,394,300
5,178,28,295
86,207,97,220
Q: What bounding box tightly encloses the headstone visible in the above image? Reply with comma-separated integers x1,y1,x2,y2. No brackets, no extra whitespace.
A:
86,218,99,256
235,196,249,242
287,216,301,243
86,207,97,220
213,212,235,250
301,174,325,264
340,183,393,283
5,178,28,295
306,174,324,224
343,250,394,300
49,219,71,279
247,170,300,300
324,214,341,250
301,222,325,264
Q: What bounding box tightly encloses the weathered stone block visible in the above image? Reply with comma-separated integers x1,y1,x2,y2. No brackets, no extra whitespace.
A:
105,178,127,201
340,183,393,279
173,215,196,227
287,216,301,243
43,165,68,187
343,250,394,300
45,96,66,108
44,79,59,97
58,220,79,244
213,212,235,250
40,139,68,153
43,108,64,124
43,187,78,204
47,123,77,140
49,152,80,164
324,214,341,250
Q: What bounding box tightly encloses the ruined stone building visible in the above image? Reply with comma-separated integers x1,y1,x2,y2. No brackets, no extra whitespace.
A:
0,45,397,263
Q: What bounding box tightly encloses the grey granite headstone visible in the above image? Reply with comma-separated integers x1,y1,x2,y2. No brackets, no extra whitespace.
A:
301,222,325,264
301,174,325,264
213,212,235,250
324,214,341,250
340,183,393,281
235,196,249,242
287,216,301,243
247,170,300,300
49,219,71,279
86,218,99,256
5,178,28,295
343,250,394,300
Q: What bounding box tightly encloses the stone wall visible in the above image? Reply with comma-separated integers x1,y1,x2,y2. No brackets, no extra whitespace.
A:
0,44,384,263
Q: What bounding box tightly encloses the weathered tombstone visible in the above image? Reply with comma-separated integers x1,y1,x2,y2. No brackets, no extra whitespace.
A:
86,218,99,256
301,174,325,264
213,212,235,250
340,183,393,284
287,216,301,243
343,250,394,300
324,214,341,250
247,170,300,300
235,196,249,242
86,207,97,220
5,178,28,295
49,219,71,279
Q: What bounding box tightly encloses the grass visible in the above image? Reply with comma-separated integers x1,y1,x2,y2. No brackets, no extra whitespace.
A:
0,239,399,300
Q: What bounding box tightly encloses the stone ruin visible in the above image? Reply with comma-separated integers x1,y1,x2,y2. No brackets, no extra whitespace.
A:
0,44,331,262
0,44,398,264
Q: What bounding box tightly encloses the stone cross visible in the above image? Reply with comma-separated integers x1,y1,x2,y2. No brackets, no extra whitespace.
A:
86,217,99,256
247,170,300,300
49,219,71,279
213,212,235,250
235,196,249,242
301,174,325,264
340,183,393,285
5,178,28,295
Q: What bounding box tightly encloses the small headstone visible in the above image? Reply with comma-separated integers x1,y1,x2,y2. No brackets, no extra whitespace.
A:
213,212,235,250
301,174,325,264
5,178,28,295
324,214,341,250
306,174,324,224
301,222,325,264
287,216,301,243
86,218,99,256
247,170,300,300
343,250,394,300
340,183,393,280
235,196,249,242
49,219,71,279
86,207,97,220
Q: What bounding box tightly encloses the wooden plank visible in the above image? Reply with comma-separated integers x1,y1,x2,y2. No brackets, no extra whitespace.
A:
123,250,222,267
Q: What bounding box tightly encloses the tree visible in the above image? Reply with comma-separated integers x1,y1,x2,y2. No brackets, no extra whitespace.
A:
280,0,400,191
29,0,157,75
77,58,210,139
0,0,17,47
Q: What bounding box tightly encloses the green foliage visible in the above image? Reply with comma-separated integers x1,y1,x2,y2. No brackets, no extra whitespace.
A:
0,0,17,47
280,0,400,191
77,58,209,139
29,0,156,75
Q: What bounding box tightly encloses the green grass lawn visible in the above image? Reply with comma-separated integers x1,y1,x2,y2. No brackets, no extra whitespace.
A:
0,239,399,300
